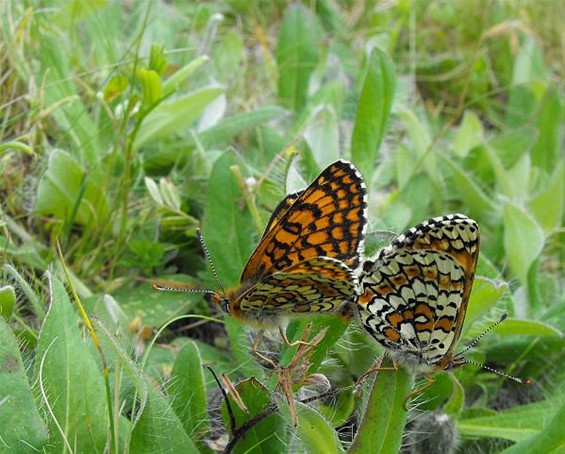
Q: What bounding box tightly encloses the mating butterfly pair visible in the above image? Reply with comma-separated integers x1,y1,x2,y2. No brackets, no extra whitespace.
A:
156,161,521,389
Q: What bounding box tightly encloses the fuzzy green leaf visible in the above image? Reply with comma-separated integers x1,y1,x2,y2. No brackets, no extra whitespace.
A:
167,341,209,440
296,402,345,453
349,363,413,454
130,386,200,453
0,316,48,451
33,274,108,453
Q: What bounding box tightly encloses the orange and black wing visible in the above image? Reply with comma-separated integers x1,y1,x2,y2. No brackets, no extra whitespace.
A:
357,214,480,368
241,160,367,283
261,190,304,240
230,257,358,327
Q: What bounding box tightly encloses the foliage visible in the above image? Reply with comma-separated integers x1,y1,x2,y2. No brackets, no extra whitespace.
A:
0,1,563,453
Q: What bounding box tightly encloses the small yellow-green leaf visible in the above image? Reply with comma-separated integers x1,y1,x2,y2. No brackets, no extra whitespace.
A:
0,285,16,319
138,68,163,107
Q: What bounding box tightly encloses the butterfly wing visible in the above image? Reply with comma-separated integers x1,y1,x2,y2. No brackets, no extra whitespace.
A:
241,160,367,283
261,190,304,240
357,214,479,370
230,257,358,327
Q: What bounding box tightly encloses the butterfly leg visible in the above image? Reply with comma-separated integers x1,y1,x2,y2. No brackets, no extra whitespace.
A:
356,358,398,387
402,375,435,410
250,329,278,368
278,326,312,349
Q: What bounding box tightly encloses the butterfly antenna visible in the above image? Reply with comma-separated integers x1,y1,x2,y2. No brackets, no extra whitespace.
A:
454,312,508,358
196,228,225,293
152,283,216,295
454,312,531,385
458,358,531,384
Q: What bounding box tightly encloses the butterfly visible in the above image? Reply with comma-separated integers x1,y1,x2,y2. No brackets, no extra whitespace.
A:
355,214,529,406
156,160,367,364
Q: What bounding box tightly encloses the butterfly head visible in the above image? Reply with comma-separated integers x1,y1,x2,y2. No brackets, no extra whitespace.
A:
210,291,231,314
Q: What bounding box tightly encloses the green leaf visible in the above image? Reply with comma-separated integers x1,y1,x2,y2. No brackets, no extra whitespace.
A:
295,402,345,453
35,149,110,226
443,156,497,220
304,105,340,169
148,44,168,75
349,363,413,454
167,341,209,440
530,85,563,172
506,37,548,127
457,395,565,443
221,378,286,454
33,274,108,453
529,159,565,233
202,152,256,286
135,86,224,148
198,106,285,149
130,386,200,453
212,31,245,83
0,316,48,451
351,47,396,180
276,3,320,111
162,56,210,95
463,277,508,333
492,318,563,337
398,108,439,187
0,285,16,318
482,143,514,198
503,202,544,286
500,401,565,453
139,68,163,107
488,127,538,170
452,110,483,157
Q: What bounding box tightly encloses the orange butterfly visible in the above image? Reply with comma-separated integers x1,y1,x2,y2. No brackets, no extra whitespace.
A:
156,160,367,365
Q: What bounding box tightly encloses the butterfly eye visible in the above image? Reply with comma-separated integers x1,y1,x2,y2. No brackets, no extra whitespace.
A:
221,297,230,314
